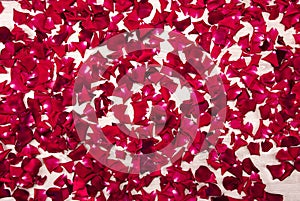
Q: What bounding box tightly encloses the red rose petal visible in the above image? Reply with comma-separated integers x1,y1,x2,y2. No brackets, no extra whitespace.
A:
12,189,29,201
267,162,294,181
137,1,153,19
265,193,283,201
13,9,30,25
0,27,12,44
242,158,259,175
281,136,300,147
263,52,279,67
247,142,260,156
294,159,300,172
250,182,265,198
261,140,273,152
68,144,87,161
22,158,42,176
43,156,60,173
0,2,3,14
223,176,240,191
195,166,216,183
213,27,228,46
34,189,46,201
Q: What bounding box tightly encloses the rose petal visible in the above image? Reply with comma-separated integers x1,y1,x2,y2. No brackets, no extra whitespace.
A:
195,166,216,183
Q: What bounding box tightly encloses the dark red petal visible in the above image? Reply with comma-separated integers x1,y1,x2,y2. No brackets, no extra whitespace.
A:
43,156,60,173
266,5,279,20
222,176,240,191
208,10,224,24
242,158,259,175
276,149,294,161
294,159,300,172
207,183,221,196
13,189,29,201
34,189,46,201
137,1,153,19
13,9,30,24
247,142,260,155
265,192,283,201
267,162,294,181
195,166,215,183
261,140,273,152
281,136,300,147
173,17,191,32
211,196,230,201
46,187,69,201
22,158,42,175
250,182,265,198
213,27,228,46
61,161,74,173
68,144,87,160
0,27,12,43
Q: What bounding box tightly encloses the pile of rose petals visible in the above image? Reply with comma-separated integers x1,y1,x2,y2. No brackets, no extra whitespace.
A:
0,0,299,200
